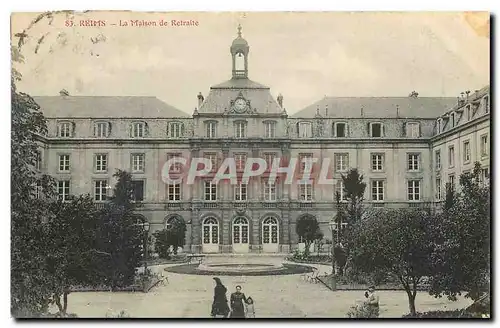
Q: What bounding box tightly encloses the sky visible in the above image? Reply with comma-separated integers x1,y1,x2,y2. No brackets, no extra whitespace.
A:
11,11,490,115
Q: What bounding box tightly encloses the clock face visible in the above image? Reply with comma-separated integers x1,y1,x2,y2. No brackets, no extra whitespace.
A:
234,98,247,112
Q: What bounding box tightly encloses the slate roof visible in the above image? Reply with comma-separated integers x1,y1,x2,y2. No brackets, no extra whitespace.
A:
199,78,282,114
293,97,458,119
32,96,190,118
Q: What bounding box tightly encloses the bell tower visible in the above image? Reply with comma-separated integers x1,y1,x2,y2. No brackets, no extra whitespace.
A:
230,24,249,79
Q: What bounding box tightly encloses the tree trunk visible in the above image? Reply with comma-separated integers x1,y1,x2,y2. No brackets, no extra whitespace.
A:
62,290,69,315
405,288,417,316
54,294,63,315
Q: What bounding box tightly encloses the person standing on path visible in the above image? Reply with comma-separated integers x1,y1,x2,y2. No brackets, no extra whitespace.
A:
211,277,230,318
366,285,380,318
245,297,256,318
229,285,247,318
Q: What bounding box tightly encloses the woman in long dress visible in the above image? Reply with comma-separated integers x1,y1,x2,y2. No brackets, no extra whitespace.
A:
211,277,230,318
230,285,247,318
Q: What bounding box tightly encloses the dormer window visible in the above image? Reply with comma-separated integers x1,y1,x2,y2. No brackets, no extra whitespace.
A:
131,121,147,138
405,122,420,138
206,121,217,138
333,122,347,137
450,113,455,128
369,122,384,138
484,96,489,113
234,121,246,138
93,121,111,138
436,118,443,134
297,121,312,138
57,121,74,138
168,122,185,138
466,105,472,121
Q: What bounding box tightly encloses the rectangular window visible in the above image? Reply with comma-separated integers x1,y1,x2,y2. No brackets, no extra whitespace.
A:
448,174,455,189
34,181,42,199
299,182,313,201
335,123,346,137
58,154,70,172
132,122,145,138
234,153,247,171
206,122,217,138
94,122,109,137
263,153,276,170
263,179,277,201
204,153,217,172
131,153,145,173
58,122,72,138
480,135,488,157
466,105,471,121
463,141,471,163
95,154,107,172
94,180,108,202
167,153,183,173
407,153,420,171
371,153,384,171
234,183,247,201
35,150,42,171
235,122,246,138
335,181,347,202
204,181,217,201
370,123,382,137
169,122,183,138
407,180,421,201
298,122,312,138
435,150,441,170
406,122,420,138
335,153,349,172
57,180,70,202
436,178,442,200
264,122,276,138
448,146,455,168
167,184,181,201
299,153,313,173
480,168,489,185
371,180,384,201
131,180,144,202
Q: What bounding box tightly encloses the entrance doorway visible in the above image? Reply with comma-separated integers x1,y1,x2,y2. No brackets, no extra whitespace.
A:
202,217,219,253
262,217,279,253
232,217,249,253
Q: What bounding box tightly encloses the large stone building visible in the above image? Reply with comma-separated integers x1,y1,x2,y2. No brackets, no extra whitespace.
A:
33,26,491,254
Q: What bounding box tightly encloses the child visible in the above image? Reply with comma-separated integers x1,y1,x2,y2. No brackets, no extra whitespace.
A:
245,297,255,318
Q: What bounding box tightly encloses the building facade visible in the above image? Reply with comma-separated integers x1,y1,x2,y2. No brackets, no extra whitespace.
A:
33,27,491,254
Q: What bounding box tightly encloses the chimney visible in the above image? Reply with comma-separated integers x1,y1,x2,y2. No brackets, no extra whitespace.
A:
325,104,329,117
59,89,69,96
277,93,283,107
197,92,204,108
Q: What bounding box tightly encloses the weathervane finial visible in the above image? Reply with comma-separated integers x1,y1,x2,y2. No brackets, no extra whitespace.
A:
237,24,242,37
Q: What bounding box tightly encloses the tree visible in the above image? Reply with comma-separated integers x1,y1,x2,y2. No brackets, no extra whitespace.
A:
342,168,367,224
11,80,57,317
96,170,144,290
44,195,103,316
296,215,322,257
443,182,456,211
350,208,434,316
333,191,348,275
429,162,490,303
165,217,187,255
153,229,171,259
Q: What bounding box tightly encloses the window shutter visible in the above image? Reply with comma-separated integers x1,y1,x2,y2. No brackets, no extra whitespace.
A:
418,124,422,138
57,123,61,137
129,123,133,137
166,123,170,138
107,122,112,137
296,122,300,136
144,122,149,136
381,124,385,137
402,122,407,137
345,124,350,137
332,122,336,137
367,123,371,136
71,122,76,137
93,122,97,137
180,123,185,137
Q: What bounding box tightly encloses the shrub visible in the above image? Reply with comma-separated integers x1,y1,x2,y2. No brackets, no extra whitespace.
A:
402,310,479,318
346,304,378,318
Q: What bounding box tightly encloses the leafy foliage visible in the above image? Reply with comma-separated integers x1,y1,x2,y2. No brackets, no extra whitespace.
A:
429,162,490,302
96,170,144,290
153,229,172,259
350,208,434,315
341,168,367,224
153,216,187,258
296,215,322,257
11,81,57,317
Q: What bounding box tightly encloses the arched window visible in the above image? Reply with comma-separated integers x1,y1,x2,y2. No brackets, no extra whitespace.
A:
165,215,183,229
